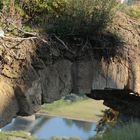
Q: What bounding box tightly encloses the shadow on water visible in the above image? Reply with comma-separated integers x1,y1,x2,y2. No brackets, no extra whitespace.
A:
63,119,94,133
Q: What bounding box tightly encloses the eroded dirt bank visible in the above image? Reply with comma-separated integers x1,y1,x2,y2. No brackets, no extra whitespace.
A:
0,13,140,127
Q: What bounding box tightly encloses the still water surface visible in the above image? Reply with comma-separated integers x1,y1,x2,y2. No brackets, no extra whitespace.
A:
1,115,97,140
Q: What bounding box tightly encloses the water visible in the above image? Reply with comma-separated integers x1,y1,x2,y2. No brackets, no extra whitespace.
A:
1,115,97,140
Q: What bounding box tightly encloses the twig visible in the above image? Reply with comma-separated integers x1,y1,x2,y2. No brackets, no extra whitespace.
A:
11,23,38,36
0,12,50,44
53,35,69,50
0,12,37,36
3,36,37,40
81,38,89,51
53,35,75,54
37,37,49,44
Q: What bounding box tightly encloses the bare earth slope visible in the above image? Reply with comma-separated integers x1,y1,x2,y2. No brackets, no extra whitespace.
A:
0,12,139,127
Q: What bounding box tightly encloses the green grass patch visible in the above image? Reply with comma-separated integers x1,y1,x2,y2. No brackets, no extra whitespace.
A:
0,131,37,140
0,132,8,140
41,94,87,112
89,121,140,140
40,94,108,122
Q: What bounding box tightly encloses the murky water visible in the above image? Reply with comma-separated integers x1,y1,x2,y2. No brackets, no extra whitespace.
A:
1,115,97,140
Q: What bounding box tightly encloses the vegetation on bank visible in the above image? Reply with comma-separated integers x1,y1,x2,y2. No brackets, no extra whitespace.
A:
0,0,120,37
1,0,134,62
1,0,139,36
2,0,139,34
51,121,140,140
125,5,140,21
0,0,139,58
1,121,139,140
91,121,140,140
0,131,37,140
51,136,81,140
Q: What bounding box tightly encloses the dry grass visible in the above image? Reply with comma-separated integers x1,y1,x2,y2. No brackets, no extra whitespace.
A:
125,5,140,22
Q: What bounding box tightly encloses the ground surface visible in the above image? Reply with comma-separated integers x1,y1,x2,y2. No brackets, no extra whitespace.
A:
40,98,108,122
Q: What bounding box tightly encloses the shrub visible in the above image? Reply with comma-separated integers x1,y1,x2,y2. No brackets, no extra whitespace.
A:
19,0,66,23
9,0,119,37
1,0,119,37
46,0,119,37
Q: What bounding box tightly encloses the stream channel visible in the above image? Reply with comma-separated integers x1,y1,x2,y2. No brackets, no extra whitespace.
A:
0,115,97,140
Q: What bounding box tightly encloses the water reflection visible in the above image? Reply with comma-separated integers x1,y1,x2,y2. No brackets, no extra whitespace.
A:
1,115,97,140
64,119,93,132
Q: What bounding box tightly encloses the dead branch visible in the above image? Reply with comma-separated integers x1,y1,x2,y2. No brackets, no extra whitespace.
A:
0,12,50,45
53,35,69,50
53,35,75,54
10,23,38,36
3,36,37,40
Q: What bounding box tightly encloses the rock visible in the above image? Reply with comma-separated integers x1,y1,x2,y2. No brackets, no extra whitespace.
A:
32,57,46,71
39,59,72,103
92,58,129,90
15,80,42,116
0,79,18,127
72,60,93,94
71,58,128,94
15,65,42,115
87,88,140,117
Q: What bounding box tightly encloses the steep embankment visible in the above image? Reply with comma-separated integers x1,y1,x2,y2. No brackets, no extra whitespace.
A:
0,12,139,127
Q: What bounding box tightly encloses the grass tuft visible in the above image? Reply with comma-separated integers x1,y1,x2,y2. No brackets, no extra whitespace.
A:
91,121,140,140
125,5,140,22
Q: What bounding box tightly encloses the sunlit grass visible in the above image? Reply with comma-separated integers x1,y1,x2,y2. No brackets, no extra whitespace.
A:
40,95,108,122
0,132,8,140
125,5,140,22
0,131,37,140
